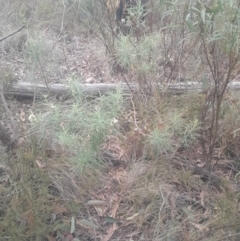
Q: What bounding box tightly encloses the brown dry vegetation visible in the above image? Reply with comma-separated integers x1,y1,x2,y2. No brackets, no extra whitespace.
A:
1,0,240,241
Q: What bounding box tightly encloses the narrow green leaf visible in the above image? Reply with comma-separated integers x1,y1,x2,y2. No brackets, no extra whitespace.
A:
103,216,121,224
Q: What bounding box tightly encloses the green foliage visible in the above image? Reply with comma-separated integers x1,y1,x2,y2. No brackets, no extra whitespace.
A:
24,33,62,67
31,86,123,173
181,118,200,146
148,129,174,155
147,108,200,157
115,33,160,75
185,0,240,55
183,0,240,166
25,35,47,64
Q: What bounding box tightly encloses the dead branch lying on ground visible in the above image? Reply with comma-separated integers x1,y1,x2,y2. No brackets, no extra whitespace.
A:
6,81,240,99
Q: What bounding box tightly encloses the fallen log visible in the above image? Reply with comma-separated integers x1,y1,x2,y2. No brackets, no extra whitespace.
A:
5,81,240,99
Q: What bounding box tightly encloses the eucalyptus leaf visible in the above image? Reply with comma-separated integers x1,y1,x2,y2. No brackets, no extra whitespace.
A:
201,9,205,23
103,216,121,224
87,200,107,205
79,219,98,229
70,216,76,234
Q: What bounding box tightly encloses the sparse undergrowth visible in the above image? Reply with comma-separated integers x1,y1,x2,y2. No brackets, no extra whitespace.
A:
1,0,240,241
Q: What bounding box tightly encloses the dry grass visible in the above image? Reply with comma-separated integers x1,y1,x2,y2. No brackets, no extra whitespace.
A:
1,92,240,240
1,0,240,240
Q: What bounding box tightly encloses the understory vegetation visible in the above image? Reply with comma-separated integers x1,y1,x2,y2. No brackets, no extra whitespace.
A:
1,0,240,240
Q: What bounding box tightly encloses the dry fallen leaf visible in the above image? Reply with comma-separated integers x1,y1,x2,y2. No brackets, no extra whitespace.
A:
77,219,98,229
126,213,139,221
197,162,205,168
47,235,56,241
109,167,127,184
70,216,76,234
126,231,141,238
35,159,47,169
20,108,25,121
52,205,68,215
63,233,73,241
87,200,107,205
102,223,119,241
101,195,121,241
190,222,209,232
200,190,205,207
183,229,190,241
87,199,108,216
94,205,108,217
170,195,177,219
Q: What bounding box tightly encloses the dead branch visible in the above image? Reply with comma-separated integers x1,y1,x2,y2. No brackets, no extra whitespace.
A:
0,26,25,43
5,81,240,99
